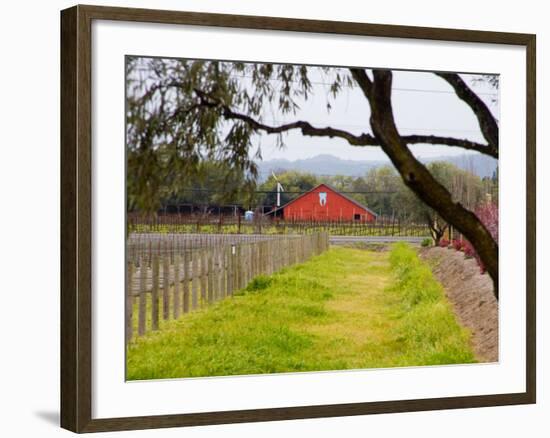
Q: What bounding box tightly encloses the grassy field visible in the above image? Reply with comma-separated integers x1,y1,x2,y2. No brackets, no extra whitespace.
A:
126,244,474,380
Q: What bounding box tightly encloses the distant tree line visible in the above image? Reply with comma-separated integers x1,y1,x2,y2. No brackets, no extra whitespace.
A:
258,163,497,244
130,156,498,245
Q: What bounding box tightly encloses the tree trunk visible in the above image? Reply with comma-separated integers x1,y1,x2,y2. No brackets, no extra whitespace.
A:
430,227,444,246
356,70,499,298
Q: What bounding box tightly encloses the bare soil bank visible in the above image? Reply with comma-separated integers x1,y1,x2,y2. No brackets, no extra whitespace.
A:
420,247,498,363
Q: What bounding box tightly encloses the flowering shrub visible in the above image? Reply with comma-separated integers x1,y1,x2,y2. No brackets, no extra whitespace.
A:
475,202,499,242
452,239,465,252
462,240,476,258
438,203,497,274
456,202,497,274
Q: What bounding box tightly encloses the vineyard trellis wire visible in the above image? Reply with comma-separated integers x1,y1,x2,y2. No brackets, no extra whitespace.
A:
127,213,431,237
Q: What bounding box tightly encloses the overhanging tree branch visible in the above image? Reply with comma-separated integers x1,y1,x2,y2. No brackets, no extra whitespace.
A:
222,107,376,146
400,135,496,157
435,72,499,156
350,68,373,96
194,89,497,157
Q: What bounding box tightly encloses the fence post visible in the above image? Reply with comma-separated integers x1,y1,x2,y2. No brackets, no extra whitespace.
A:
162,252,170,320
126,261,134,344
213,249,218,301
234,244,239,290
138,255,147,336
247,243,253,284
257,241,262,276
207,249,214,304
240,244,245,286
268,240,271,273
227,245,234,296
257,240,265,275
251,242,257,279
284,237,288,267
192,251,199,310
215,247,221,300
221,247,227,299
237,244,243,290
151,254,160,330
267,240,273,275
173,254,180,319
183,250,190,313
201,249,207,306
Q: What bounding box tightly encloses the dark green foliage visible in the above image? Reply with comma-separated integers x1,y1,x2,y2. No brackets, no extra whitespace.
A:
126,57,351,213
163,160,255,209
243,275,273,293
421,238,433,247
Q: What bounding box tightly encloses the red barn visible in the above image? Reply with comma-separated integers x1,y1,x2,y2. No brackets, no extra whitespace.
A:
267,183,377,222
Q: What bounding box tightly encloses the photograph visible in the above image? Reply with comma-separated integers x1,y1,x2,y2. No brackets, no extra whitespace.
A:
124,56,500,381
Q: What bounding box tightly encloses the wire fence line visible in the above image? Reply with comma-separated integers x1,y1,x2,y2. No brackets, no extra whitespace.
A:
126,232,330,343
128,214,431,237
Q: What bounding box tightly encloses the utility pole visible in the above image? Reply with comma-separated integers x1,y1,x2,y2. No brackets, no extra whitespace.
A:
272,171,285,207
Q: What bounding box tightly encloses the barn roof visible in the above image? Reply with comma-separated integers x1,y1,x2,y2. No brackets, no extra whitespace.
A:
264,183,378,217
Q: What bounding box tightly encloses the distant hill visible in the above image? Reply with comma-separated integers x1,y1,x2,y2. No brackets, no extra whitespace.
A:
257,153,497,181
257,154,385,180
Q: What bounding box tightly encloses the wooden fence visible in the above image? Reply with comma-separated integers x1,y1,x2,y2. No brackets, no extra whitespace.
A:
127,233,293,261
126,232,329,343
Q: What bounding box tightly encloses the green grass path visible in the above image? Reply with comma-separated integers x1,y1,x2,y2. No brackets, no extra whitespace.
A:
127,245,475,380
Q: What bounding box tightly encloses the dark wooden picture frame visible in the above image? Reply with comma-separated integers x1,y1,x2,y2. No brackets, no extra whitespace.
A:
61,4,536,433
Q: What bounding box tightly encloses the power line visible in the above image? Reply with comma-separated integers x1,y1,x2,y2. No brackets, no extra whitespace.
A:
130,65,499,97
229,73,499,97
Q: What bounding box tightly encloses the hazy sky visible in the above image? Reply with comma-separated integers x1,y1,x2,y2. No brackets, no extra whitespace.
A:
247,69,499,162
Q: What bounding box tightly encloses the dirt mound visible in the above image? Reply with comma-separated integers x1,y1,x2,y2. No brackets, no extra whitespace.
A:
420,247,498,363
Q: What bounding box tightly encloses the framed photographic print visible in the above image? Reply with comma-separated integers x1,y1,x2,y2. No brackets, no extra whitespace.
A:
60,4,536,433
